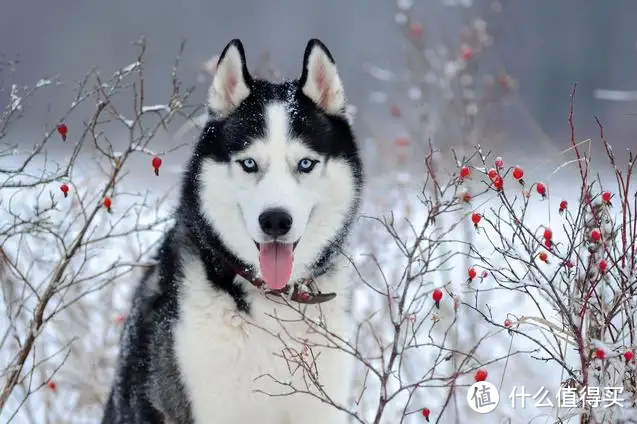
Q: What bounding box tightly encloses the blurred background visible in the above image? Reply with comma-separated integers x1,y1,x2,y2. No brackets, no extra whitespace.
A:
1,0,636,164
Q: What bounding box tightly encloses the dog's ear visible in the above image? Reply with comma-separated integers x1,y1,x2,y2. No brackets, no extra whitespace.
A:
299,39,346,115
208,39,252,117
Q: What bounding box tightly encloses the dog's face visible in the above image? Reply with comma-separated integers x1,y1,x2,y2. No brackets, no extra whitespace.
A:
194,39,362,290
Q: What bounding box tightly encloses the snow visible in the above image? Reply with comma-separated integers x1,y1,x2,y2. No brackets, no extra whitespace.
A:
8,84,22,112
35,79,52,88
141,104,170,113
0,152,635,423
114,61,140,77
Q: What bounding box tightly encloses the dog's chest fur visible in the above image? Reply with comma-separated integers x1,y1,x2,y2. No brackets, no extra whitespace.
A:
173,258,351,424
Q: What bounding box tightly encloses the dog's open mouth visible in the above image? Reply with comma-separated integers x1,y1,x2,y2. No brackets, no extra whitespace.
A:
254,241,299,290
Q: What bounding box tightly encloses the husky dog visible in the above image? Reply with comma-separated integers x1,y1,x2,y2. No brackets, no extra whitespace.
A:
101,38,364,424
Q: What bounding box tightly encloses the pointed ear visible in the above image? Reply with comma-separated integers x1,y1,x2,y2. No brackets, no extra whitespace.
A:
299,39,346,115
207,39,252,117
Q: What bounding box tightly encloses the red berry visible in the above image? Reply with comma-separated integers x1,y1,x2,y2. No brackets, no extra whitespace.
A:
536,182,546,197
598,259,608,273
461,192,472,203
460,166,470,179
152,156,163,176
395,136,410,147
390,105,401,117
47,381,57,391
481,271,488,278
409,22,424,37
591,229,602,242
512,166,524,180
421,407,431,420
544,239,552,249
493,175,504,191
559,200,568,213
495,157,504,169
594,348,605,360
487,168,497,181
432,288,443,303
538,251,549,263
471,212,481,226
103,196,112,212
60,183,69,198
601,191,612,205
468,267,477,281
460,45,473,61
56,123,68,141
474,369,488,382
504,318,512,328
624,350,633,362
543,228,552,240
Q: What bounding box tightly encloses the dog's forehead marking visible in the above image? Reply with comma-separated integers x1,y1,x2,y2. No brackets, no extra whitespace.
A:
242,101,311,165
265,102,291,152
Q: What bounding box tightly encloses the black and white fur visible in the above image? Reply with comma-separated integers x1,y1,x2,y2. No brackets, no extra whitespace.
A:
101,39,363,424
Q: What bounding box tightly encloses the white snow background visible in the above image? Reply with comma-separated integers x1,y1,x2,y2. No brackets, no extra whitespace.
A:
1,134,635,424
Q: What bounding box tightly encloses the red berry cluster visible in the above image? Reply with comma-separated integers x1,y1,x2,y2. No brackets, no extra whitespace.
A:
542,227,553,249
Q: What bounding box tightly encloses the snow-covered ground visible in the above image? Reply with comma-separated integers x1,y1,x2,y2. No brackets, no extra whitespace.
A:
1,145,635,423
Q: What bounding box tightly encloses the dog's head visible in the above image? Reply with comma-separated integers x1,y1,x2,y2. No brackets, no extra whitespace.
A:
192,39,362,290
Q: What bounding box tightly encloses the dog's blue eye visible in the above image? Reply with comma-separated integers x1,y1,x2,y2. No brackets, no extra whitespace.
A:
297,158,318,173
238,158,258,173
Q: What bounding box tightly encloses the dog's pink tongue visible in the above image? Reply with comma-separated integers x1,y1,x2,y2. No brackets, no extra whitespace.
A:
258,243,294,290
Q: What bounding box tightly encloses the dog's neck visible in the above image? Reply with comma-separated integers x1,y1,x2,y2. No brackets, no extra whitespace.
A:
181,222,336,307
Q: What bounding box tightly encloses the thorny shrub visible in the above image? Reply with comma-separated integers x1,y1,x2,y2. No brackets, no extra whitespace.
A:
0,39,201,422
459,88,637,423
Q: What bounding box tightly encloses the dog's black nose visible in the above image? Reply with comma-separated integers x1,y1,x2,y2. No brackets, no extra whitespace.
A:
259,208,293,237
